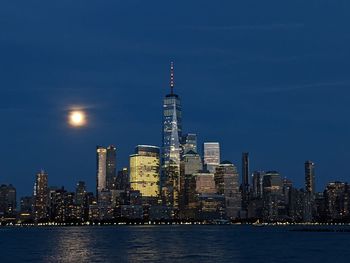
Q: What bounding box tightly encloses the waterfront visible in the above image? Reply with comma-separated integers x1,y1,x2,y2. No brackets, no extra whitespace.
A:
0,225,349,263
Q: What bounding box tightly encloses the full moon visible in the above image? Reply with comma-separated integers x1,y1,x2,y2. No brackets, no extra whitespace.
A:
68,110,87,127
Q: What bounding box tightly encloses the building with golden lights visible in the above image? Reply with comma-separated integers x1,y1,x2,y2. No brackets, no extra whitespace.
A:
130,145,160,198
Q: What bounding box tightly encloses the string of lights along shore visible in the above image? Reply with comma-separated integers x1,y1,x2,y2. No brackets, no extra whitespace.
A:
2,62,350,225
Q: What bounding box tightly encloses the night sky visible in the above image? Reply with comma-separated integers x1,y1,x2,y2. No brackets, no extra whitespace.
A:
1,1,350,197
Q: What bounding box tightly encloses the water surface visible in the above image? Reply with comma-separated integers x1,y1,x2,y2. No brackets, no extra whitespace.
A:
0,225,348,262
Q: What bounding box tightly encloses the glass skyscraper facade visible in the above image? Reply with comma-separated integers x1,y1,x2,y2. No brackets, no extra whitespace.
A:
161,62,182,208
181,133,197,155
96,146,107,199
106,146,117,190
33,170,49,222
252,171,265,199
262,171,283,220
203,142,220,173
96,145,117,200
215,161,241,219
180,150,203,210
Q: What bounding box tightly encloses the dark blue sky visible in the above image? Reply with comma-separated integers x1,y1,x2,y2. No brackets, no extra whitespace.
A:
1,0,350,197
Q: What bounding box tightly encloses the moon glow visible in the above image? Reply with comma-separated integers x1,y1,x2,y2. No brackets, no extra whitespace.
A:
69,110,87,127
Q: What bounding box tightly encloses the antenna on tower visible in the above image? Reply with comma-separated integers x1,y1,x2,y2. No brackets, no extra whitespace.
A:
170,61,174,94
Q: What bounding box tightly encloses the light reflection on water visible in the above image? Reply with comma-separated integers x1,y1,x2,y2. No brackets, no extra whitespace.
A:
1,225,350,263
40,226,239,263
44,228,94,263
125,226,238,263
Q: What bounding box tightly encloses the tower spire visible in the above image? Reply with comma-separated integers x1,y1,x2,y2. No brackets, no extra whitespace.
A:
170,61,174,95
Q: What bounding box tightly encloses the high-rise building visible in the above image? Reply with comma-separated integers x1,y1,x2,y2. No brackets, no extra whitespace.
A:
214,161,241,219
130,145,160,198
288,188,306,222
305,161,315,195
75,181,87,221
181,150,203,176
252,171,265,199
282,178,293,213
6,184,16,215
241,152,249,211
96,146,107,198
49,187,71,222
262,171,283,221
263,171,283,194
64,191,76,222
161,62,182,209
106,146,117,190
0,184,16,217
195,172,216,194
304,161,315,221
49,185,77,222
75,181,87,206
324,182,350,220
185,171,224,221
248,171,265,219
33,170,49,222
117,168,129,191
180,151,203,213
98,189,113,220
19,196,33,221
181,133,197,154
203,142,220,173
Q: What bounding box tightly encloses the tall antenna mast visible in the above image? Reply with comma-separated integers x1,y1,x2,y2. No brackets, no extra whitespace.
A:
170,61,174,94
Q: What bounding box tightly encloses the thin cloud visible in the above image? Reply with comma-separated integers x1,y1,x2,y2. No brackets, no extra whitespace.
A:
183,23,305,31
0,106,24,112
259,81,350,94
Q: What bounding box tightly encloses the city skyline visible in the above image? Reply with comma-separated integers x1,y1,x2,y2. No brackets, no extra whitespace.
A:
1,62,349,224
3,62,345,224
0,59,348,197
0,60,329,199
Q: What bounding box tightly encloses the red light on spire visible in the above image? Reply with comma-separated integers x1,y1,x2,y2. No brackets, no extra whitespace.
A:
170,61,174,94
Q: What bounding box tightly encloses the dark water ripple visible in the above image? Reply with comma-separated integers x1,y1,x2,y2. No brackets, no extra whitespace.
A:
0,225,349,263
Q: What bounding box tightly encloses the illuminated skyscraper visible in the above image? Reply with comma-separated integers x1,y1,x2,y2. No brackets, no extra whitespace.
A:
181,133,197,155
203,142,220,173
180,150,203,210
215,161,241,219
161,62,182,208
75,181,87,206
304,161,316,221
181,150,203,176
106,146,117,190
130,145,160,198
33,170,49,222
324,182,349,220
75,181,87,221
195,172,216,194
252,171,265,199
262,171,283,221
263,171,282,194
96,146,107,198
305,160,315,195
